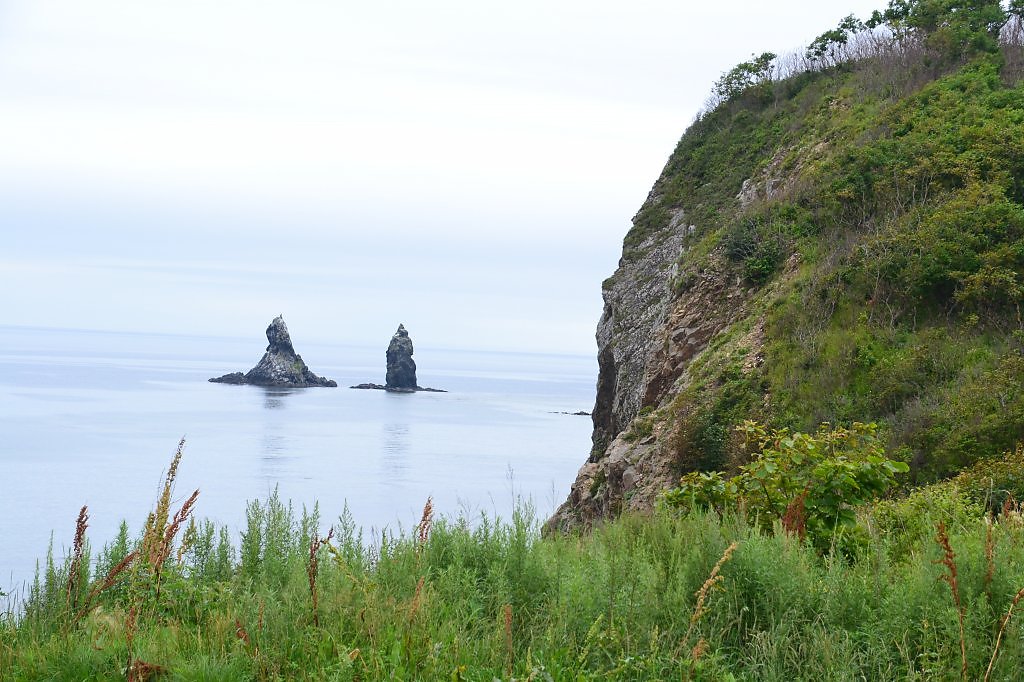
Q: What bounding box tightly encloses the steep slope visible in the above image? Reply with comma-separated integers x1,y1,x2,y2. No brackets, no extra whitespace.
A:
549,28,1024,532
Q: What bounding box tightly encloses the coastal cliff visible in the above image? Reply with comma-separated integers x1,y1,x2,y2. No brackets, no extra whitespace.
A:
549,35,1024,532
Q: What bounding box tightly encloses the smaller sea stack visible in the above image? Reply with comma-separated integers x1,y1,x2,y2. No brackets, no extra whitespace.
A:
210,315,337,387
350,324,445,393
385,324,417,390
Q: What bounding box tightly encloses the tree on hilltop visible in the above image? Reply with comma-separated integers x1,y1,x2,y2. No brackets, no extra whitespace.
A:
807,14,868,68
711,52,777,105
867,0,1008,59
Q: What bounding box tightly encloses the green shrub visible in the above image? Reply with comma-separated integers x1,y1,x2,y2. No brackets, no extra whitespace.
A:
664,421,908,547
950,443,1024,510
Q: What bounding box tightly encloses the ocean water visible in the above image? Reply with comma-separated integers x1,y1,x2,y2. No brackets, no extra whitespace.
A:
0,325,595,596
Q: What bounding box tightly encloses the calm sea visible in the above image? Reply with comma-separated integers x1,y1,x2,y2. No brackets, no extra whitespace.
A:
0,325,595,596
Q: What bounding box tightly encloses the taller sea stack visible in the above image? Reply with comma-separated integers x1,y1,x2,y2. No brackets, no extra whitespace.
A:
385,324,417,390
350,324,445,392
209,315,337,387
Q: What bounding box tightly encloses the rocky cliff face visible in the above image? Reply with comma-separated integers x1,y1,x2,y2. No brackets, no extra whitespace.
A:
547,240,777,531
589,213,686,461
546,189,758,532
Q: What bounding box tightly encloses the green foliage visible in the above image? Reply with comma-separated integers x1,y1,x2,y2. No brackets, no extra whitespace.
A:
669,350,765,473
723,218,785,284
869,481,984,560
665,421,908,545
617,3,1024,492
623,406,656,442
807,14,867,66
732,59,1024,480
9,488,1024,680
712,52,777,104
857,183,1024,309
868,0,1008,58
950,443,1024,509
910,350,1024,476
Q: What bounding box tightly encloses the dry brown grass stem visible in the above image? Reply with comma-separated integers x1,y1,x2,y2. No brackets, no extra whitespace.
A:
683,541,739,649
97,551,137,596
66,505,89,612
160,490,199,564
235,618,251,646
934,521,968,681
142,438,186,570
781,492,808,542
125,657,166,682
69,550,139,626
143,486,199,604
125,605,139,659
984,518,996,599
407,576,426,623
985,586,1024,682
503,603,513,678
307,528,335,627
416,497,434,549
1000,493,1023,527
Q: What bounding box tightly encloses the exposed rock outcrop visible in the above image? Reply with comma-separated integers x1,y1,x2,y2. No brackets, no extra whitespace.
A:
548,137,819,532
545,142,777,534
589,218,686,460
386,324,417,389
546,251,757,533
210,316,337,387
350,325,445,393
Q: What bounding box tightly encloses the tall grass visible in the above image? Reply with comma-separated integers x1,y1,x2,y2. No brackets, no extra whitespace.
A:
5,450,1024,679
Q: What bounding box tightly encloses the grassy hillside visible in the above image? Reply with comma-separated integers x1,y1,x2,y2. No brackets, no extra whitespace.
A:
635,6,1024,486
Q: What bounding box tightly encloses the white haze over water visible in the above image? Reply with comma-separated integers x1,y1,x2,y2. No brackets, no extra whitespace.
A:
0,0,884,353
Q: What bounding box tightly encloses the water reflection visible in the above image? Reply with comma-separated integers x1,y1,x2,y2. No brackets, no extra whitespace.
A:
381,423,409,481
259,387,300,481
261,386,301,410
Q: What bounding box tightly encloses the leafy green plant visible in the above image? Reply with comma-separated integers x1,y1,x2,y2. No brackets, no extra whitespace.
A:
665,421,909,545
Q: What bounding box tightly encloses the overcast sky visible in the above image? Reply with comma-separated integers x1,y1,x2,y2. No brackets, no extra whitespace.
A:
0,0,884,354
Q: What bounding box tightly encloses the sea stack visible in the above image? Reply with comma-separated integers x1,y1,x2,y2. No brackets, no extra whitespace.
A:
350,324,445,392
385,324,417,390
209,315,337,387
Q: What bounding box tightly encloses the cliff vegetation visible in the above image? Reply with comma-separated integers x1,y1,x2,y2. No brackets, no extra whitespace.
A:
550,0,1024,532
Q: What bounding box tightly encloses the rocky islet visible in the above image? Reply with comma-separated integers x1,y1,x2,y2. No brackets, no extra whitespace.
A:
350,324,445,393
209,316,337,388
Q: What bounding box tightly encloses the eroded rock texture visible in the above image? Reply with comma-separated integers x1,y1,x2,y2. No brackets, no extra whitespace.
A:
386,324,417,390
350,324,445,393
210,316,337,387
